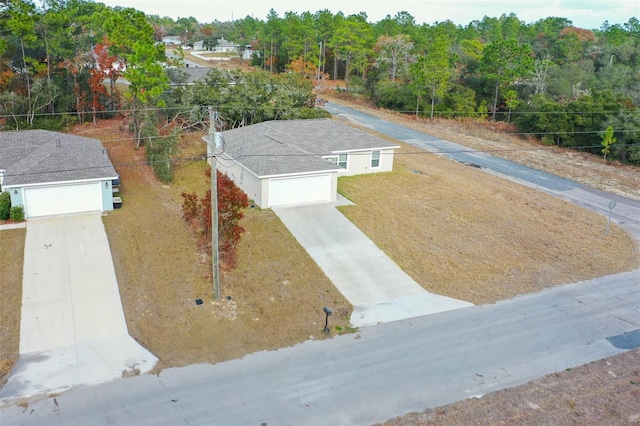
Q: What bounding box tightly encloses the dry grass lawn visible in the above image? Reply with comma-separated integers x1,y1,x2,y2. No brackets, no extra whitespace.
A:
82,121,352,371
337,141,638,305
0,228,25,388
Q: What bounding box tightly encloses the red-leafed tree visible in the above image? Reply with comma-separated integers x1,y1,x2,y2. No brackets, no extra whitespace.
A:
181,168,249,269
93,37,123,115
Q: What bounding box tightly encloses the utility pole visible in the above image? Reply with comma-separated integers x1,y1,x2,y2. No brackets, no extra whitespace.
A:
208,106,221,301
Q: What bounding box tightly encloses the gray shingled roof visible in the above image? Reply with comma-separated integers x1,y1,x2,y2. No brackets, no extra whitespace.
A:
204,119,399,177
171,67,212,85
0,130,118,186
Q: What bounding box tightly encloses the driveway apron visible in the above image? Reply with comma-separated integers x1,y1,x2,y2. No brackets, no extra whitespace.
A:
0,212,157,401
274,199,472,326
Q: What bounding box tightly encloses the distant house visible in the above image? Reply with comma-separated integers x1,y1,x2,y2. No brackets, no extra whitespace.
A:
162,36,182,45
213,37,240,53
193,37,240,53
202,119,399,208
192,40,205,51
0,130,119,218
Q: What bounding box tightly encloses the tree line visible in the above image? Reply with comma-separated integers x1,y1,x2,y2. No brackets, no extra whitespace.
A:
2,1,639,168
173,10,640,164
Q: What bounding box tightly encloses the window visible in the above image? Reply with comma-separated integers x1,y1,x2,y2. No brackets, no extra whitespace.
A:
327,153,348,169
371,150,380,168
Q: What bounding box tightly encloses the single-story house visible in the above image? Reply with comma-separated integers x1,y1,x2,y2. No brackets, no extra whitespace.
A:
213,37,240,53
193,37,240,53
202,118,400,208
0,130,119,218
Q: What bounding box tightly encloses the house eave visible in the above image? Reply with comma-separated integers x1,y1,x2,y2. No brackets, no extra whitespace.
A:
3,176,118,189
330,146,400,154
259,169,340,179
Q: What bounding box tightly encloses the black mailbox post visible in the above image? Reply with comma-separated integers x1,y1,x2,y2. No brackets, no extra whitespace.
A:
323,306,332,334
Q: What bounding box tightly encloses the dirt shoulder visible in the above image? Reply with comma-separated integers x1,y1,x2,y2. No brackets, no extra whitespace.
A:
383,348,640,426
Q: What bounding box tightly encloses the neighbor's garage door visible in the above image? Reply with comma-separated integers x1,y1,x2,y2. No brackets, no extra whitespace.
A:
268,174,331,207
24,182,103,218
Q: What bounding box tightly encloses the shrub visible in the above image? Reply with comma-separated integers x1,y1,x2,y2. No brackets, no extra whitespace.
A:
9,206,24,222
146,134,176,184
0,192,10,220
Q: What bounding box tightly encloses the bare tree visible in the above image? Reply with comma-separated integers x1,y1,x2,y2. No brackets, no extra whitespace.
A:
374,34,414,82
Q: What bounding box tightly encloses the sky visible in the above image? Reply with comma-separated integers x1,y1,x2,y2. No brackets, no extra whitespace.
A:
96,0,639,29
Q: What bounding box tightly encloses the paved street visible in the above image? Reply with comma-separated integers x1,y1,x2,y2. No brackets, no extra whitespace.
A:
2,269,638,425
2,104,639,425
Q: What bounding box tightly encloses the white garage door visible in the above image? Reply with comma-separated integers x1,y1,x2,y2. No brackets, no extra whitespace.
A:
24,182,103,218
268,174,331,207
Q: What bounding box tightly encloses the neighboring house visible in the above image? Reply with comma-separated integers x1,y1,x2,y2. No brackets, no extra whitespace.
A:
0,130,119,218
203,119,400,208
167,66,212,87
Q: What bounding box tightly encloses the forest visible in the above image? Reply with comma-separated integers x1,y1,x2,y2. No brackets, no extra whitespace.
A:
1,0,640,178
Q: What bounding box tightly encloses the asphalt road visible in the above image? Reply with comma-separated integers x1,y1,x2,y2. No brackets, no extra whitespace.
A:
2,104,639,425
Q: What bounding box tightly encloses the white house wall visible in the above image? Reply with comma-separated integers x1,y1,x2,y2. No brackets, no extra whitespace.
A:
337,149,396,176
102,180,115,212
213,155,339,209
215,157,263,207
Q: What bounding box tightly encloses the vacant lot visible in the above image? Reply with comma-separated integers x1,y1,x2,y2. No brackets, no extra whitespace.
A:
338,139,637,305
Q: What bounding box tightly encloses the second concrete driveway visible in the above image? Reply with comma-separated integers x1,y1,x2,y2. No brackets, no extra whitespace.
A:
274,198,472,326
1,212,157,401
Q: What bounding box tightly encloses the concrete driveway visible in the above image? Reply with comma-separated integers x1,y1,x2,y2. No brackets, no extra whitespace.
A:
0,212,157,401
273,197,472,326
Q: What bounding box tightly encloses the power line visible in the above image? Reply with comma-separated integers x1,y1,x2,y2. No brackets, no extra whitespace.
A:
2,103,639,120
